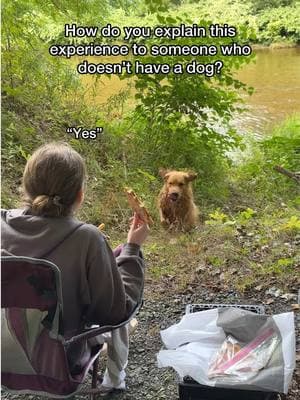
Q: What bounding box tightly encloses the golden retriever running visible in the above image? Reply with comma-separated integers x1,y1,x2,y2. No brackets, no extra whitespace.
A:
158,169,199,231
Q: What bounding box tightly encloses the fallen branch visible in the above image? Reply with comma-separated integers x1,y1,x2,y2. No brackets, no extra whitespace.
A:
274,165,300,184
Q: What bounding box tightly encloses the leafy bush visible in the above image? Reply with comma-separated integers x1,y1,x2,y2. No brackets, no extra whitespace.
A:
257,4,300,44
231,115,300,206
163,1,300,45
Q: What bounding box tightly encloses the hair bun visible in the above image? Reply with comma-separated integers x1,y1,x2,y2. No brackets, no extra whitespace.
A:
31,194,62,216
32,194,51,211
22,142,86,217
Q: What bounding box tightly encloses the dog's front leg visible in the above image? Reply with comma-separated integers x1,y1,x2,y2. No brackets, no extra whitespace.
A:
159,208,169,228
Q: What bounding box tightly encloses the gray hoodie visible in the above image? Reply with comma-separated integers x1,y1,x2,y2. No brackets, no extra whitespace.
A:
1,208,145,337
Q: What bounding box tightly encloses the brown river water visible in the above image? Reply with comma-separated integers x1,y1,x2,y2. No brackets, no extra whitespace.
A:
235,47,300,134
77,47,300,135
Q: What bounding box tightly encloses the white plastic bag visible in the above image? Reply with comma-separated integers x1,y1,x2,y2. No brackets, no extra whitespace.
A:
161,308,226,349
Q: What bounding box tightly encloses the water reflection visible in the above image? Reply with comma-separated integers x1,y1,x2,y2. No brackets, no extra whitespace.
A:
234,47,300,134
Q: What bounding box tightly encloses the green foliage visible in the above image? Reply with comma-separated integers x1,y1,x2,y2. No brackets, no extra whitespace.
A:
236,208,256,224
249,0,295,13
134,0,300,46
2,1,81,114
205,209,230,224
206,255,223,267
279,216,300,232
159,0,300,45
205,207,257,228
262,256,295,275
257,4,300,44
231,115,300,206
261,117,300,171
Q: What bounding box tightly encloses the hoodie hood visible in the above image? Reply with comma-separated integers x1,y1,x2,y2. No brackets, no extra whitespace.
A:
1,208,83,258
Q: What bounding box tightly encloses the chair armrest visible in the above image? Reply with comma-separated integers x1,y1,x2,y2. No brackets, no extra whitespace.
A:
64,304,140,345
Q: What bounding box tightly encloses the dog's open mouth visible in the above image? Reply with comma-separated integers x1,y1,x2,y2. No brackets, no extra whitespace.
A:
168,193,179,202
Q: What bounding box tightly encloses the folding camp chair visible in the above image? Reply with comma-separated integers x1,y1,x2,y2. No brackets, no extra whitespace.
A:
1,255,138,398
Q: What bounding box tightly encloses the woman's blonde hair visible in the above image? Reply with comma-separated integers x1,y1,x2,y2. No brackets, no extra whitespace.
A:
22,142,86,217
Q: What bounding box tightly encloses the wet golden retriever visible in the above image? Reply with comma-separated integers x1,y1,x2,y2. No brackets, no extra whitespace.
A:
158,169,199,231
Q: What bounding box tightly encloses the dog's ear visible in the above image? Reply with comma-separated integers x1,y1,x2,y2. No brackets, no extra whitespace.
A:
186,171,198,181
159,168,169,179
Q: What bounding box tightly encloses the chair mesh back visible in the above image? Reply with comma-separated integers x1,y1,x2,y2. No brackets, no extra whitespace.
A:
1,256,81,396
2,258,57,310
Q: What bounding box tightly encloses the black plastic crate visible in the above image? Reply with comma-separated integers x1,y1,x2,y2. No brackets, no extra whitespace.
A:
178,303,279,400
179,377,278,400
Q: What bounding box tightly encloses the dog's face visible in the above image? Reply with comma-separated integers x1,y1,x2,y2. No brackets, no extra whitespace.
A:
159,169,197,203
